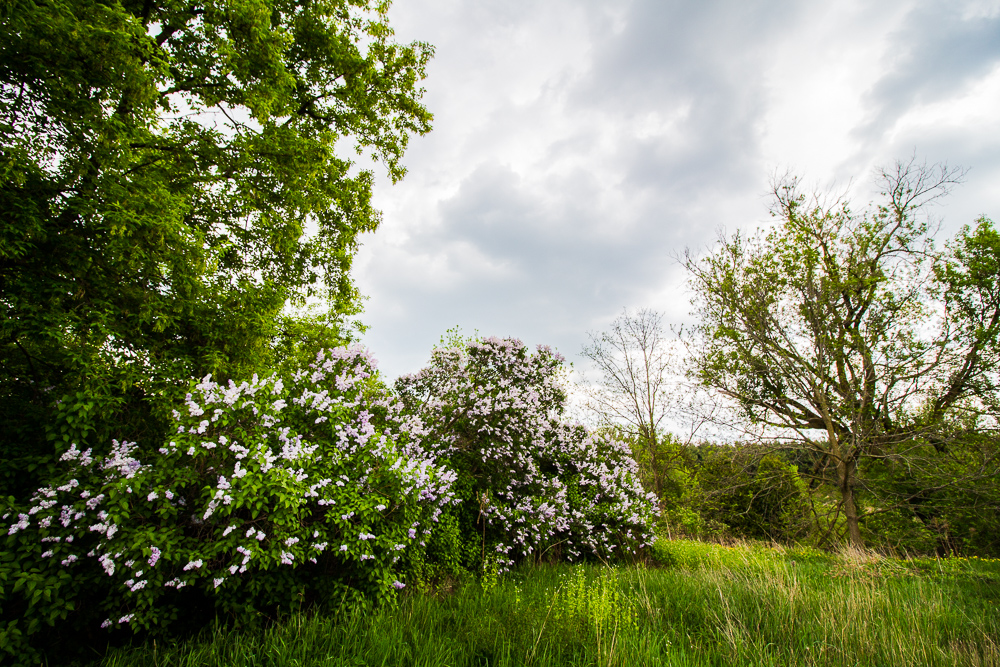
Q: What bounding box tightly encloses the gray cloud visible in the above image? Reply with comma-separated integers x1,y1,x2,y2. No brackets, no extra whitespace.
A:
859,0,1000,142
355,0,1000,381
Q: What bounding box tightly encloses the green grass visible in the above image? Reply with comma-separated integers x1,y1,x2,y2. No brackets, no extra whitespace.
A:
94,540,1000,667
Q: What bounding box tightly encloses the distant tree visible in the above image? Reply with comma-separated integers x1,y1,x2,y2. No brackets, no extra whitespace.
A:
580,309,680,450
0,0,433,495
684,159,1000,547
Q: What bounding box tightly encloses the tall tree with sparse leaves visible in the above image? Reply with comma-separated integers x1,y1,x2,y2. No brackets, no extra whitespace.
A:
0,0,433,496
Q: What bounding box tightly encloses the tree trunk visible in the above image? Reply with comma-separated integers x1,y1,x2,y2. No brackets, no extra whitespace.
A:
838,458,864,547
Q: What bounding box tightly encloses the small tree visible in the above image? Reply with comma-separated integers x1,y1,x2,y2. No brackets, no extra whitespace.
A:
684,159,1000,547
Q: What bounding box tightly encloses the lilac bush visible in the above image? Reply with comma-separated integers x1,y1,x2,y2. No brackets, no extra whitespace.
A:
0,345,457,657
395,337,658,570
0,339,658,664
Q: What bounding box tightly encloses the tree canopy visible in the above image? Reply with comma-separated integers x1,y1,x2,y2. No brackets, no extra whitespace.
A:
0,0,433,494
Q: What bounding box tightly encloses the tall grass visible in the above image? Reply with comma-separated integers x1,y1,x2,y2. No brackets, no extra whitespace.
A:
95,541,1000,667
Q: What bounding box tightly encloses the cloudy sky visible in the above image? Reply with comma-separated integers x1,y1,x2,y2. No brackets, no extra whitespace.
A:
352,0,1000,382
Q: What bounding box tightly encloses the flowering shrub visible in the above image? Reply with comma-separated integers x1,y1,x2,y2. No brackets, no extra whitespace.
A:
395,337,658,571
0,346,456,664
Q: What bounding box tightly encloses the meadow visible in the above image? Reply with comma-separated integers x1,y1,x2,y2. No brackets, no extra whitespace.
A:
93,539,1000,667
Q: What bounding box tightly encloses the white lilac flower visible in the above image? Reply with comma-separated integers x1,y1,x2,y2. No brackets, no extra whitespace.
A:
56,479,79,492
7,514,29,535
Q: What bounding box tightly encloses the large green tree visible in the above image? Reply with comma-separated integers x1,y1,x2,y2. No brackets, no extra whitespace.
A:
685,160,1000,547
0,0,432,495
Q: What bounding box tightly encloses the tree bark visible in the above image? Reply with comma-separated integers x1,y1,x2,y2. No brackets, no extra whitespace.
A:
838,458,864,547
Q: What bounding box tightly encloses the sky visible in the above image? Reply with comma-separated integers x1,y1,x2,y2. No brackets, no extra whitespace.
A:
351,0,1000,383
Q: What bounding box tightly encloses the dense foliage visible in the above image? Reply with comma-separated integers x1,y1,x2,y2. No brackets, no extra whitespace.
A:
625,433,811,543
0,347,459,663
1,340,659,665
0,0,433,497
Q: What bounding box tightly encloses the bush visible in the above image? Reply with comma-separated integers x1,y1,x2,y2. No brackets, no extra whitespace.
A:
0,346,457,665
395,337,658,571
695,448,811,542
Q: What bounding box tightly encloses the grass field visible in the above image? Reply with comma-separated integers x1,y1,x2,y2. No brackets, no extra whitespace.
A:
94,540,1000,667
